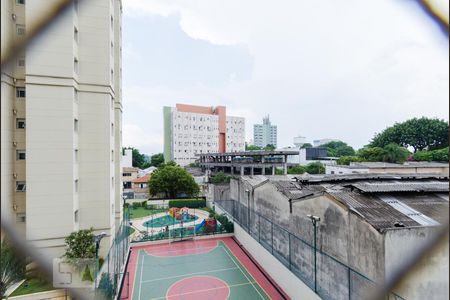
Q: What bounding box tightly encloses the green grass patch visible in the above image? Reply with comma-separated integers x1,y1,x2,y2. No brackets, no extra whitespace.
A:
128,227,135,236
10,278,55,297
128,207,166,219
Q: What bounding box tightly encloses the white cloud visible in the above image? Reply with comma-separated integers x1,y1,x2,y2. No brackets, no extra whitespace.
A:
122,123,163,154
122,0,449,151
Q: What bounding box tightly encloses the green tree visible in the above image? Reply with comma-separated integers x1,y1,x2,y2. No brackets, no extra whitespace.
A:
357,147,385,161
287,165,306,174
370,117,449,152
63,228,96,273
148,164,199,198
414,147,449,162
321,141,355,157
245,144,262,151
305,162,325,174
301,143,313,148
336,156,364,165
210,171,231,184
150,153,164,167
0,238,26,298
264,144,276,151
381,143,410,163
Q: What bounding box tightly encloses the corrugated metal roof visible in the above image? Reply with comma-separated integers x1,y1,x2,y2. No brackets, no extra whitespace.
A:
351,181,448,193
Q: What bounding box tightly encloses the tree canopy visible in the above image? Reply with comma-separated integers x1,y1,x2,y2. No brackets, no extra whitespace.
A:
264,144,276,151
305,162,325,174
245,144,262,151
150,153,164,168
287,165,306,174
148,162,199,198
301,143,313,148
354,144,410,164
414,147,449,162
320,141,355,157
369,117,449,152
210,171,231,184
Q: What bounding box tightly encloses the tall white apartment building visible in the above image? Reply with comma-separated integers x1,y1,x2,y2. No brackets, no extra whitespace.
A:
253,115,277,148
1,0,123,262
163,104,245,166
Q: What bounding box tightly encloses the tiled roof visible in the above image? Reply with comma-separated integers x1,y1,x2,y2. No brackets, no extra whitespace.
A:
133,175,150,183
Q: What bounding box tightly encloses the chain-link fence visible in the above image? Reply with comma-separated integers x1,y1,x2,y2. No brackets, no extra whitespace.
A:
95,209,130,299
215,199,406,300
129,207,233,244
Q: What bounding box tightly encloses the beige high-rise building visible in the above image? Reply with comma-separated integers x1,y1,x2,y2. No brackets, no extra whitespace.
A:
1,0,123,261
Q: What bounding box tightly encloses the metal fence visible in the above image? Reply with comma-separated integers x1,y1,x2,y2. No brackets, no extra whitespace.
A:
215,199,405,300
130,207,233,244
95,209,130,299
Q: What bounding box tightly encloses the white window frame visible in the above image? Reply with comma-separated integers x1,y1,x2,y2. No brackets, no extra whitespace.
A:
16,149,26,160
16,87,25,98
16,118,25,129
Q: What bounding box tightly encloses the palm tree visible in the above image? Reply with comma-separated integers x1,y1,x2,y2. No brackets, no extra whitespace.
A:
0,238,26,298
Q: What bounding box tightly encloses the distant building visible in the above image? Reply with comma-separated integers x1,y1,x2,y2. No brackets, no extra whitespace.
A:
122,149,133,168
138,166,157,177
163,104,245,166
276,146,337,166
253,115,277,148
293,135,306,148
326,161,449,175
313,138,339,147
132,175,151,199
122,167,139,199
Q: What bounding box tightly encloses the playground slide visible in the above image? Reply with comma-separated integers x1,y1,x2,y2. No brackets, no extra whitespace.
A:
195,219,206,232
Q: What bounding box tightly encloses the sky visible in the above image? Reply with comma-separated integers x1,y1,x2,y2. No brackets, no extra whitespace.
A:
121,0,449,155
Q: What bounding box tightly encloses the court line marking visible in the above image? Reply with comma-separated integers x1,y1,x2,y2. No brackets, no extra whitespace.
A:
132,239,218,251
129,249,140,300
138,252,145,300
141,267,239,283
151,281,257,300
165,275,231,300
220,244,267,300
143,242,218,257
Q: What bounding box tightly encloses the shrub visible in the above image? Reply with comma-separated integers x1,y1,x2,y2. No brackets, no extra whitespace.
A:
123,203,129,208
147,204,156,210
132,202,140,209
97,273,114,299
141,200,148,208
168,199,206,208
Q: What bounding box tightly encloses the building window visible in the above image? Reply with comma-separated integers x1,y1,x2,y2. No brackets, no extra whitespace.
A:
16,150,26,160
16,118,25,129
16,213,26,223
74,27,78,43
16,181,26,192
111,150,114,162
74,119,78,132
122,173,131,177
74,58,79,74
16,25,25,35
16,87,25,98
17,57,25,67
74,210,79,222
111,177,114,188
74,179,78,193
16,0,25,4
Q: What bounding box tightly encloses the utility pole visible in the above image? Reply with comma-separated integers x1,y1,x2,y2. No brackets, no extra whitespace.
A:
307,214,321,293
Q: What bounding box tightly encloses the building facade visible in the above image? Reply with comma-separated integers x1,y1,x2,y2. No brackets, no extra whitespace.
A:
163,104,245,166
253,115,277,148
1,0,123,261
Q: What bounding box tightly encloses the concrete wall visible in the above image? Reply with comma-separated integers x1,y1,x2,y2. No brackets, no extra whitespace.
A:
385,227,449,300
8,289,70,300
229,178,387,300
234,222,319,300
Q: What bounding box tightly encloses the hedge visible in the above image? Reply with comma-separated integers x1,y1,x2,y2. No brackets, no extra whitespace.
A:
168,199,206,208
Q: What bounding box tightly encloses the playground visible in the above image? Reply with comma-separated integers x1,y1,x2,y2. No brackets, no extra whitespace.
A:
119,237,288,300
129,208,218,241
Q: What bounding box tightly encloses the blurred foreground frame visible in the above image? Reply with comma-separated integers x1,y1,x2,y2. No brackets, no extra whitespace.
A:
1,0,448,299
